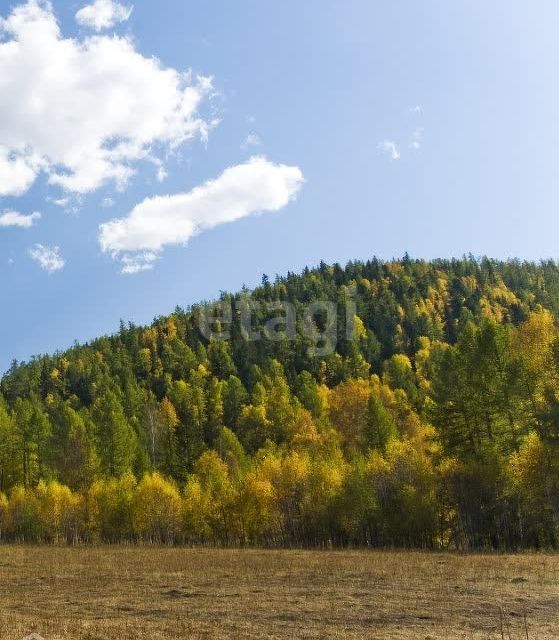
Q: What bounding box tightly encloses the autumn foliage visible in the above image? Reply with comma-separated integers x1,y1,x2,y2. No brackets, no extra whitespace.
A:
3,257,559,548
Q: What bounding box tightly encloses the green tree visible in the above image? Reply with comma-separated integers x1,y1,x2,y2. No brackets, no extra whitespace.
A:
365,393,397,451
13,397,51,487
48,403,98,489
91,390,137,477
222,375,248,431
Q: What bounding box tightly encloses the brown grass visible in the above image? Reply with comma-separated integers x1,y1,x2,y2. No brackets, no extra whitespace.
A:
0,547,556,639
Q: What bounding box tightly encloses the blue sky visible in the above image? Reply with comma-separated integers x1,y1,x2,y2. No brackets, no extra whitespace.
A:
1,0,559,371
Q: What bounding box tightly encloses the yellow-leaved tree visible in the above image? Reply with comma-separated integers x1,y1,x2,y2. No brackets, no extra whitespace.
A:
0,492,8,541
132,472,182,544
36,480,84,543
87,473,136,542
509,432,559,547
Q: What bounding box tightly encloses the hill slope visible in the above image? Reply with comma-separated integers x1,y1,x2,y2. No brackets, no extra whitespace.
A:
2,256,559,548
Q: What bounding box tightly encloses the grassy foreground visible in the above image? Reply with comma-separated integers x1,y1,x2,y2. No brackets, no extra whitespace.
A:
0,547,557,639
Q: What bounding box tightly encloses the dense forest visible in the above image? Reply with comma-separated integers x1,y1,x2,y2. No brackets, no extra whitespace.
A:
2,256,559,549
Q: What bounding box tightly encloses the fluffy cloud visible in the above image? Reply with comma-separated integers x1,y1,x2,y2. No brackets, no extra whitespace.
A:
0,147,38,196
0,211,41,228
0,0,214,198
379,141,400,160
29,244,64,272
76,0,132,31
100,156,304,273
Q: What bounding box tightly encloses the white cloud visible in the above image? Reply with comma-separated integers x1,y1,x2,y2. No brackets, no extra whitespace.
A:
53,197,70,208
0,1,214,198
29,243,65,272
120,251,159,274
379,141,400,160
0,210,41,228
76,0,133,31
101,197,115,208
156,165,168,183
409,105,423,115
241,133,261,150
411,127,424,150
0,147,39,196
48,194,83,214
100,156,304,273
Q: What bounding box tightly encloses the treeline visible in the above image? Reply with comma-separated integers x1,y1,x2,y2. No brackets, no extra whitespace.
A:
2,257,559,548
0,426,556,548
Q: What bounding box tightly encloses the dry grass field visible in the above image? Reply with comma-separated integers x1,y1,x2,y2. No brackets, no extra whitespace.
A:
0,547,557,639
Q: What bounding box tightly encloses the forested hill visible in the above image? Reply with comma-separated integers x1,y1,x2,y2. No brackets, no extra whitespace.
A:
2,256,559,548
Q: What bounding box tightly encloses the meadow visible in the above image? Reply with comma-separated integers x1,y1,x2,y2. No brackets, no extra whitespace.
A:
0,547,557,639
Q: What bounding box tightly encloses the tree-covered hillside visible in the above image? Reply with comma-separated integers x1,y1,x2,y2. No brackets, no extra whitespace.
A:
2,256,559,548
